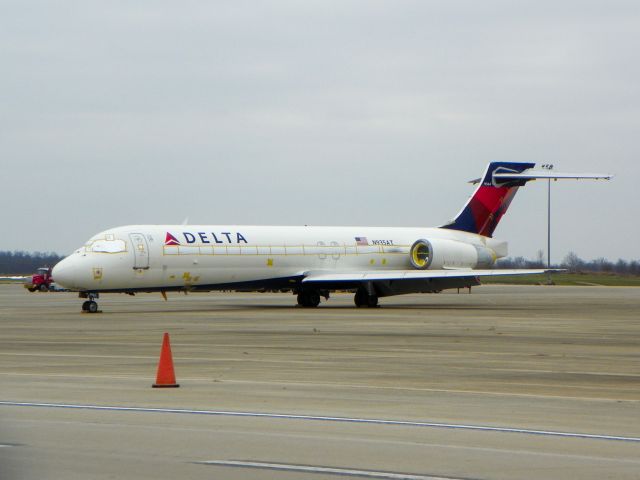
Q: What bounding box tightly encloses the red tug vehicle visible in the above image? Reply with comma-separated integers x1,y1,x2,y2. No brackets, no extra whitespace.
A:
24,267,54,292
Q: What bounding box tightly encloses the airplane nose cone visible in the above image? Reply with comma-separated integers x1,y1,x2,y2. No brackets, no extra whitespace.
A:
52,256,77,289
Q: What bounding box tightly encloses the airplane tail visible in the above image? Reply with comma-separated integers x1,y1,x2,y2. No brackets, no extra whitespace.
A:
441,162,535,238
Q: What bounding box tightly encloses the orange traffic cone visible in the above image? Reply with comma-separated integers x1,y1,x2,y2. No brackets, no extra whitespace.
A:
152,332,180,388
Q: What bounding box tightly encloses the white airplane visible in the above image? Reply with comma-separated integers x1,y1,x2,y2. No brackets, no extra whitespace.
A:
52,162,610,312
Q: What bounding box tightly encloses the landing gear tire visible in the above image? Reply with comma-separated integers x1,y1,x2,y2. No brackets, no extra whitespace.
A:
354,289,365,307
297,291,321,308
366,295,379,308
81,293,100,313
354,288,378,308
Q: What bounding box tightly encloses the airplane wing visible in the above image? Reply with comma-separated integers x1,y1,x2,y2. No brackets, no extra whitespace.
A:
302,269,559,283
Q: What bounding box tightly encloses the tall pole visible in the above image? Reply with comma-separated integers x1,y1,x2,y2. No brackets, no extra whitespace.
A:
543,164,554,284
548,177,551,269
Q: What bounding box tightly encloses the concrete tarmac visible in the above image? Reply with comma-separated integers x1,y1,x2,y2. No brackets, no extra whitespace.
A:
0,284,639,479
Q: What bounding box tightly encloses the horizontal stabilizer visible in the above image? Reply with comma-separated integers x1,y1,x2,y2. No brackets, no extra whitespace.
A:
445,162,613,237
493,171,612,182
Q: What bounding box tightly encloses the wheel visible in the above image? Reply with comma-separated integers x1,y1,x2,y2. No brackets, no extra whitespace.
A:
297,291,320,307
28,287,37,292
366,294,379,308
354,289,367,307
354,288,378,308
82,301,90,312
38,284,49,292
87,301,98,313
307,291,320,307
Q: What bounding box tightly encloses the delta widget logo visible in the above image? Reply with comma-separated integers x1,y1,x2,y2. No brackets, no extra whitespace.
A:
164,232,181,246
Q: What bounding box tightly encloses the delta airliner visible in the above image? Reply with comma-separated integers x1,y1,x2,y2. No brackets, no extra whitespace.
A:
52,162,610,312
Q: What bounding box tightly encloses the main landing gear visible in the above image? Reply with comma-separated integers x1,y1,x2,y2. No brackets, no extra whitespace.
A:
80,293,100,313
297,291,320,308
296,289,329,308
296,288,379,308
354,287,379,308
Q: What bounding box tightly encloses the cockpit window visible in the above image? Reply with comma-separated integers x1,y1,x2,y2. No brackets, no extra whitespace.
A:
87,239,127,253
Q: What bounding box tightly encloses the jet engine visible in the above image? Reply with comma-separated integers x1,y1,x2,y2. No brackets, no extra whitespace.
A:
409,238,496,270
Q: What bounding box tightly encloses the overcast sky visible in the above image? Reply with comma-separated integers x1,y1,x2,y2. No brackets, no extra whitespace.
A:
2,0,638,262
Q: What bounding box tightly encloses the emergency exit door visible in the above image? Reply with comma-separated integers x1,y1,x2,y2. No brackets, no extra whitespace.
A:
130,233,150,269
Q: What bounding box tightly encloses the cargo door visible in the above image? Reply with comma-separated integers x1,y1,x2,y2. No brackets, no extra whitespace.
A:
130,233,150,269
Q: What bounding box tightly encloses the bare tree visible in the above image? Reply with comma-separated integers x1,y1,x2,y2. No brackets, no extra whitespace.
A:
562,252,583,272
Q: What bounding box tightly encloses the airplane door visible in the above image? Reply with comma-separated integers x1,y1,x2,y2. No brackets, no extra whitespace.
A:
130,233,150,269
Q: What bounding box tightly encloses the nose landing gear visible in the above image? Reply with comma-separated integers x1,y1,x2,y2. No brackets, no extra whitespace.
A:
80,293,101,313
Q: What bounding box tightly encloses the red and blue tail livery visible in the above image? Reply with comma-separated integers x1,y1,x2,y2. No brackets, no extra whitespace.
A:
442,162,535,238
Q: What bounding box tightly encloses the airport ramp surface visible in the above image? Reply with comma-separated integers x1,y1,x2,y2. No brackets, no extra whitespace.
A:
0,284,639,480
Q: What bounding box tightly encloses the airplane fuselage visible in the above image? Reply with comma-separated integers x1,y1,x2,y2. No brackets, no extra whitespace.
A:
53,224,507,293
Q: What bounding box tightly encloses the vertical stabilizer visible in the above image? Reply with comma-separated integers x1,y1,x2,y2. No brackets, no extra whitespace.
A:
441,162,535,237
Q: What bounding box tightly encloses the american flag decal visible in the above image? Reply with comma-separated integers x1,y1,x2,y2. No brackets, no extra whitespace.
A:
355,237,368,246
